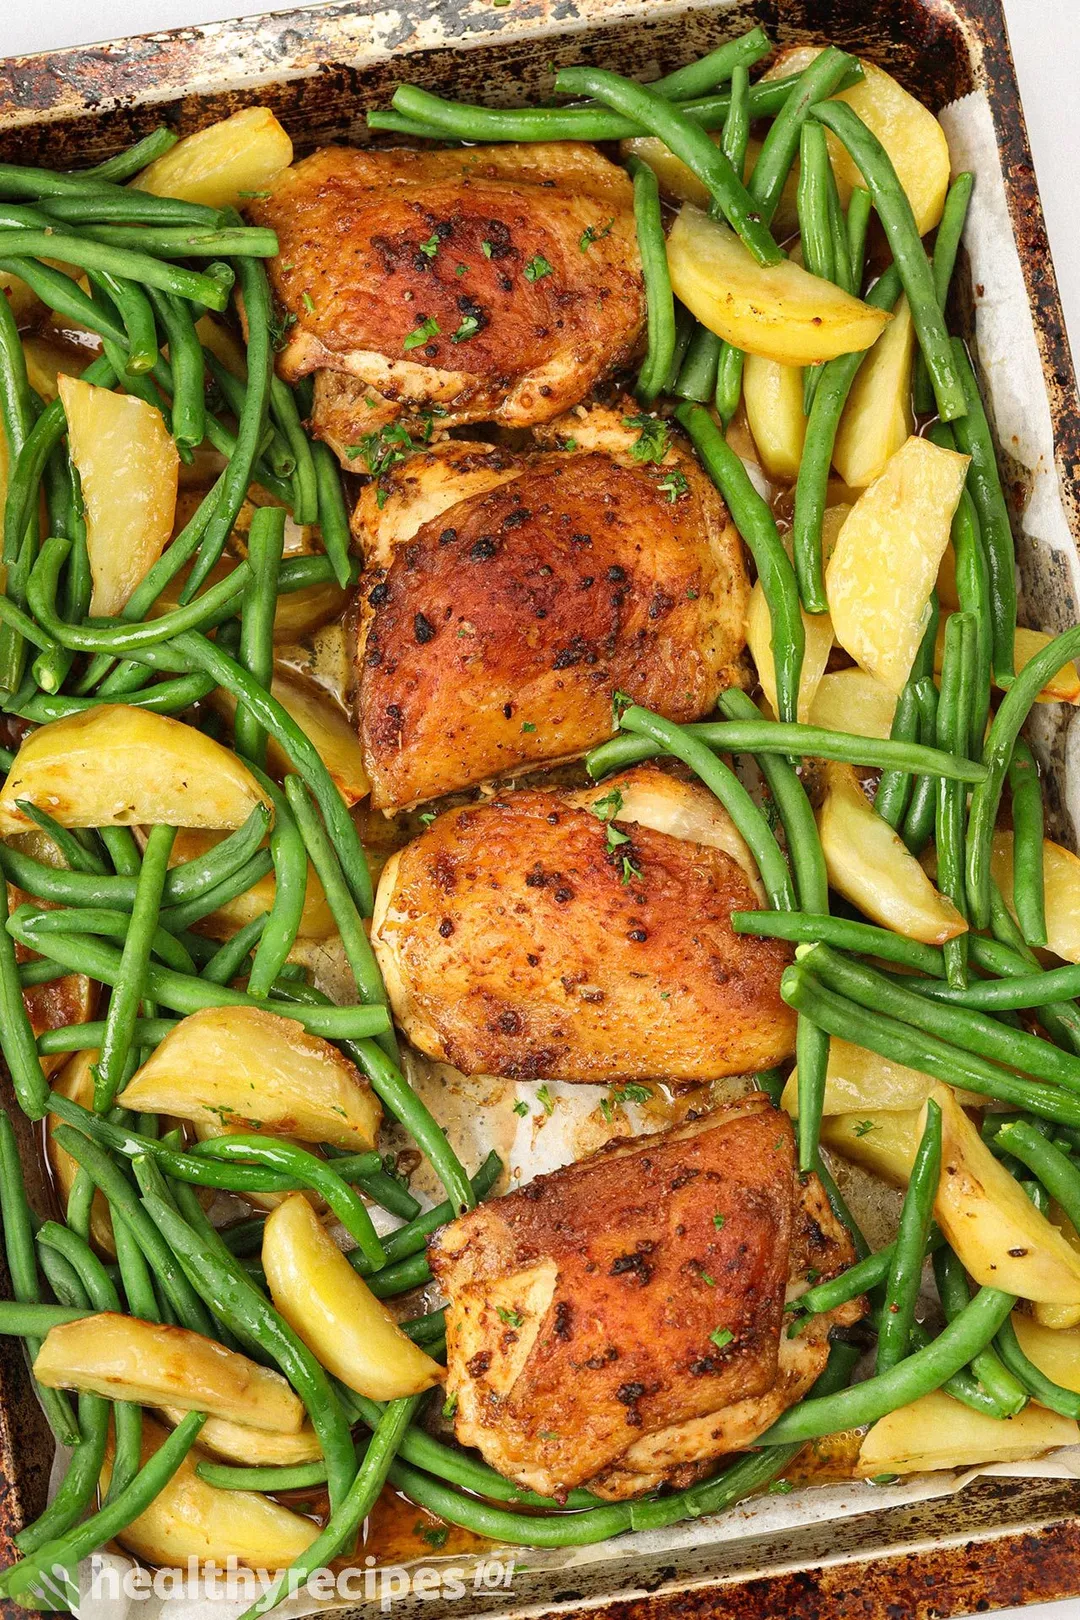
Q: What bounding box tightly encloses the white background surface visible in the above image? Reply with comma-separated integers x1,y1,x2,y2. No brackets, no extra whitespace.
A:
1,3,1080,1620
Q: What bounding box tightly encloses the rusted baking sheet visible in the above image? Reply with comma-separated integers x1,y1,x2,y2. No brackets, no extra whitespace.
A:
2,1,1080,1616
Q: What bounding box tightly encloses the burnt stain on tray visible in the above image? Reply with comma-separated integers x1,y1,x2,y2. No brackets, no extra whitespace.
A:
2,0,1080,1615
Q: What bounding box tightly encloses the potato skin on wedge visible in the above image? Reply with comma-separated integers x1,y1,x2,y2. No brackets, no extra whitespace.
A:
117,1005,381,1152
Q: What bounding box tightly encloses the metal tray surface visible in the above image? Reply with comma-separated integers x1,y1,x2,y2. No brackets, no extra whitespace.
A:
2,2,1080,1615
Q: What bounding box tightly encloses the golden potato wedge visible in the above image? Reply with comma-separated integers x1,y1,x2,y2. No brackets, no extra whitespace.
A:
47,1051,114,1256
117,1005,381,1152
825,436,970,693
927,1083,1080,1304
820,1109,921,1186
818,762,967,943
0,706,270,836
667,204,890,367
742,355,807,481
213,669,369,806
783,1039,979,1118
932,619,1080,706
35,1312,304,1432
620,134,804,239
1,270,42,326
1035,1205,1080,1329
765,47,950,234
159,1405,324,1466
149,549,347,642
102,1415,318,1572
133,108,293,210
832,296,915,489
991,831,1080,963
195,314,248,378
857,1387,1078,1478
808,668,897,740
1013,1310,1080,1382
22,335,90,403
165,827,334,943
748,581,833,723
58,375,178,618
263,1195,442,1400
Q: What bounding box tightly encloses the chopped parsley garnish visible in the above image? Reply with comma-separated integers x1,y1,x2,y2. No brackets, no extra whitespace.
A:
521,720,537,732
539,1430,560,1441
451,314,481,343
709,1326,734,1351
623,413,671,463
441,1391,458,1419
611,688,633,721
238,188,272,199
605,822,631,854
301,290,316,314
621,854,642,885
269,305,297,350
481,240,494,258
419,810,437,826
768,1479,794,1495
590,787,623,823
345,422,415,476
560,436,578,451
496,1306,524,1328
853,1119,877,1137
579,218,614,252
524,255,554,282
713,1211,725,1230
455,263,468,276
513,1099,530,1117
699,1270,716,1287
418,1525,449,1548
418,233,440,258
805,1267,820,1284
610,1083,652,1107
404,316,440,351
536,1084,555,1116
658,468,689,502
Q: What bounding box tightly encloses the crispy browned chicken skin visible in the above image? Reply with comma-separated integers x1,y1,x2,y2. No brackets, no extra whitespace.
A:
430,1097,863,1498
371,768,796,1083
249,144,643,444
352,410,749,810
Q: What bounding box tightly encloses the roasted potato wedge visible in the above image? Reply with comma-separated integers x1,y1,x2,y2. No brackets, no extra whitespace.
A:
825,435,970,693
747,582,833,723
818,763,967,943
927,1083,1080,1304
667,205,890,367
765,47,950,234
783,1039,979,1117
0,707,270,836
263,1195,443,1400
117,1005,381,1151
150,550,347,643
47,1051,114,1256
991,831,1080,963
743,356,807,481
58,376,178,618
134,108,293,210
213,668,369,806
1013,1310,1080,1379
102,1416,319,1571
1035,1205,1080,1330
820,1109,921,1185
22,334,90,403
165,827,334,942
932,619,1080,706
808,668,897,739
832,296,915,489
158,1406,324,1466
35,1312,304,1432
857,1387,1078,1478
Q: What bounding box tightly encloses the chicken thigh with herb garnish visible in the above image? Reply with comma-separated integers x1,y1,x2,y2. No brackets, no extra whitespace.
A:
248,143,644,448
350,408,750,811
429,1096,863,1499
371,766,796,1083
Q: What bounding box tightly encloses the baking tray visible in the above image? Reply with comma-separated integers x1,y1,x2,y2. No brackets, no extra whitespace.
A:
2,0,1080,1615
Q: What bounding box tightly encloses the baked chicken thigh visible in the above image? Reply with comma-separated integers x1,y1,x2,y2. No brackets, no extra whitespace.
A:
429,1096,863,1499
353,408,750,810
371,766,796,1082
249,144,643,444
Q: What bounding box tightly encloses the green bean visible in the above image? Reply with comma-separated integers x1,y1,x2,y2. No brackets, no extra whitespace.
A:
94,824,175,1111
0,591,61,652
797,122,835,282
27,907,195,975
900,678,940,857
269,374,317,522
171,631,375,915
790,263,904,622
672,324,722,402
793,1228,944,1321
0,230,230,309
967,931,1080,1054
142,1191,358,1511
826,164,854,296
805,943,1080,1095
845,185,873,291
0,881,50,1120
1,1412,206,1611
993,1314,1080,1421
182,257,273,602
102,827,142,877
235,1396,418,1620
619,705,796,910
914,172,974,412
937,612,975,988
50,1125,215,1335
201,913,266,986
36,1239,90,1311
190,1135,385,1269
810,102,964,421
997,1121,1080,1238
0,1302,87,1336
968,624,1080,926
42,194,215,229
877,1100,941,1376
939,471,992,752
8,911,391,1039
586,712,986,782
219,1215,266,1257
146,286,206,452
77,127,180,182
283,775,395,1059
86,268,158,375
246,772,306,999
234,506,285,767
352,1166,420,1221
730,908,945,974
646,27,772,100
932,1246,1028,1417
311,439,355,590
1006,738,1047,948
12,803,106,876
14,1390,110,1556
781,960,1080,1127
713,342,744,425
0,1117,79,1447
874,684,920,827
203,348,291,477
352,1151,501,1278
745,48,859,229
624,156,675,404
82,223,277,259
675,402,804,722
664,302,695,392
113,1209,161,1323
556,68,780,266
36,1223,143,1499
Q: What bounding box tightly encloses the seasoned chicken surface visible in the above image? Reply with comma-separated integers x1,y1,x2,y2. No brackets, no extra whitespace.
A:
429,1098,863,1498
249,144,643,443
352,409,749,810
371,767,796,1082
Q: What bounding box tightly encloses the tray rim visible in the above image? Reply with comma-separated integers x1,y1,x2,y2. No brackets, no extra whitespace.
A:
2,1,1080,1617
